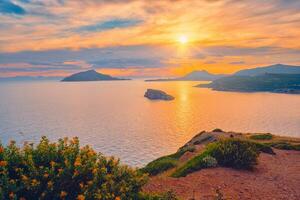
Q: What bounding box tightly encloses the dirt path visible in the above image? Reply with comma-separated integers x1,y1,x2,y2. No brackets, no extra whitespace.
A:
143,149,300,200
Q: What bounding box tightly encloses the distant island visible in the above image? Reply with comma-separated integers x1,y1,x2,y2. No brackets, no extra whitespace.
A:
234,64,300,76
145,70,225,82
144,89,174,101
61,70,130,82
198,64,300,94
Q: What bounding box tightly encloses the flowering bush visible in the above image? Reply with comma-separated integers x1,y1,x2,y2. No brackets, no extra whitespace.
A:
0,136,147,200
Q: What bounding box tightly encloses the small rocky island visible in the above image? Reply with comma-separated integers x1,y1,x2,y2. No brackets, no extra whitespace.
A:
144,89,174,101
61,69,129,82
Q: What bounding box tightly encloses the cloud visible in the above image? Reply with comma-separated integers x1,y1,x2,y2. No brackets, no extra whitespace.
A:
77,19,142,32
0,0,26,15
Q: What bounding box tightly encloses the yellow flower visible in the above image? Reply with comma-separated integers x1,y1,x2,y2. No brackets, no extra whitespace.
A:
47,181,53,188
0,160,7,167
79,182,84,189
74,157,81,167
60,191,68,198
77,195,85,200
9,192,14,199
21,175,28,181
50,161,56,167
31,179,39,186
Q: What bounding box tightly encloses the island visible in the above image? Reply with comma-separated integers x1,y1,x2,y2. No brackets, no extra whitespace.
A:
197,73,300,94
145,70,225,82
144,89,175,100
61,69,130,82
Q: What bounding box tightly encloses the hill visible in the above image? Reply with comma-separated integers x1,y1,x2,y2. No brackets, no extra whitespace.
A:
146,70,224,82
235,64,300,76
197,73,300,94
61,70,129,82
143,130,300,199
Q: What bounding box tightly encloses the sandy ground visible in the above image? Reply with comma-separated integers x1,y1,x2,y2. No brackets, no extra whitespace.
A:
143,149,300,200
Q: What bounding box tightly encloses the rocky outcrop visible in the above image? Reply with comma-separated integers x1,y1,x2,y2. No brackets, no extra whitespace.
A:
144,89,174,101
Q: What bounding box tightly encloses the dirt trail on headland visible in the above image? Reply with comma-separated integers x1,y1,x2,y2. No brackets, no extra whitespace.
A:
143,149,300,200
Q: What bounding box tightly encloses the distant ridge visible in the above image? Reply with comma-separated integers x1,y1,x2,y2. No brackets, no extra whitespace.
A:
61,70,129,82
146,70,225,82
235,64,300,76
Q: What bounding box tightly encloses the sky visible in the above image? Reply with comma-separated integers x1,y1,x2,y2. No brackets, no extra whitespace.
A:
0,0,300,78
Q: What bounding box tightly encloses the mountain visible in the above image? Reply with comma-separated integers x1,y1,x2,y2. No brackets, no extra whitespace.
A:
0,76,61,82
197,73,300,94
61,70,129,82
234,64,300,76
145,70,225,82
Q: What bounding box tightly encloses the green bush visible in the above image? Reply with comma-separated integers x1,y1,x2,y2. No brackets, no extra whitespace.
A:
268,142,300,151
202,156,218,168
0,137,147,200
140,146,195,176
253,142,275,155
208,139,259,169
172,139,259,177
250,133,273,140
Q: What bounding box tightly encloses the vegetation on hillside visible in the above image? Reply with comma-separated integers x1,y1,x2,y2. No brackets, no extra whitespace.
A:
250,133,273,140
139,146,195,176
172,139,259,177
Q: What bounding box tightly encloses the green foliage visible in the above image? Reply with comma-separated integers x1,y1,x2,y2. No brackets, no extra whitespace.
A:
172,139,259,177
171,151,211,178
268,142,300,151
0,137,147,200
250,133,273,140
202,156,218,168
140,146,195,176
253,142,275,154
208,139,259,169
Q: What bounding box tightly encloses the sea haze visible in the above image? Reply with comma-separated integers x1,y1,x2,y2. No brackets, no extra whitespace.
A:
0,80,300,166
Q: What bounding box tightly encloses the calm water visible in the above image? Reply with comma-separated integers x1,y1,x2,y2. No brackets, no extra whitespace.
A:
0,80,300,166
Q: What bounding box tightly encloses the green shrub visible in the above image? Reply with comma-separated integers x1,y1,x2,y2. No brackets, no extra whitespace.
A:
0,137,147,200
202,156,218,168
268,142,300,151
172,139,259,177
140,146,195,176
253,142,275,155
208,139,259,169
250,133,273,140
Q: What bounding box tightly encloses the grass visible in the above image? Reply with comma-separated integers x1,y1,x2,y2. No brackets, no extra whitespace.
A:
267,142,300,151
250,133,273,140
140,146,195,176
172,139,259,177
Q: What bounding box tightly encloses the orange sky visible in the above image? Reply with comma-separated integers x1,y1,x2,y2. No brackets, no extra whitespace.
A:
0,0,300,77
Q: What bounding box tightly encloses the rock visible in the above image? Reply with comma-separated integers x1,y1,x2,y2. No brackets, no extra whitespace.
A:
144,89,174,101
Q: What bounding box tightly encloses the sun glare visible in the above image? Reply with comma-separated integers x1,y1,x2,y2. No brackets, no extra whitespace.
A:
178,35,188,44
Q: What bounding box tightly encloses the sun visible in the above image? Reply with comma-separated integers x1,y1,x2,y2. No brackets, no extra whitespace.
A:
178,35,188,44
